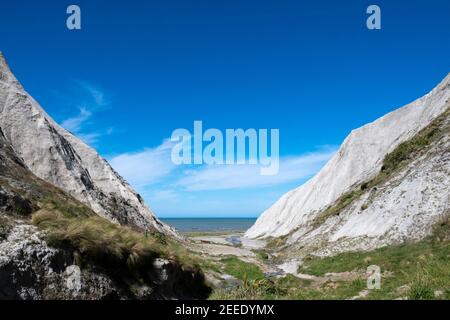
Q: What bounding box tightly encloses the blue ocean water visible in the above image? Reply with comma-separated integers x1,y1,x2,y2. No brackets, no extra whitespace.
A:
160,218,257,233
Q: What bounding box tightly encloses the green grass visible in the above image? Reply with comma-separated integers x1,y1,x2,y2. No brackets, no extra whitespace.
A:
381,110,445,174
42,197,92,219
407,271,436,300
212,239,450,300
299,241,449,277
287,278,366,300
252,249,269,261
297,221,450,300
220,256,265,281
210,273,366,300
212,216,450,300
209,278,280,300
265,235,288,250
314,189,363,226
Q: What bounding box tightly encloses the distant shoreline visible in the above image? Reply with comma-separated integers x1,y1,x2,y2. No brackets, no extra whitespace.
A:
160,217,256,233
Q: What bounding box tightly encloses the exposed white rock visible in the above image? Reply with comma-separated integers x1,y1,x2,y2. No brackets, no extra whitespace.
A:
277,259,301,275
0,52,176,236
64,265,82,292
246,73,450,239
285,129,450,257
0,223,57,272
0,224,53,299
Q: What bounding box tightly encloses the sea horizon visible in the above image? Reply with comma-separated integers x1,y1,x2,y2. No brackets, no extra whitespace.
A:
160,217,257,233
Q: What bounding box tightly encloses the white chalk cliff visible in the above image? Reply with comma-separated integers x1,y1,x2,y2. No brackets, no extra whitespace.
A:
246,73,450,244
0,52,175,236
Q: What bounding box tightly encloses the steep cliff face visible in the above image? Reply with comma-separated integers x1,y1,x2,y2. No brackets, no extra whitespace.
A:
246,73,450,241
0,126,210,300
0,52,175,236
282,107,450,258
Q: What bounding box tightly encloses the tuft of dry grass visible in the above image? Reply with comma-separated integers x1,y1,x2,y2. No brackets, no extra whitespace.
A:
32,209,165,275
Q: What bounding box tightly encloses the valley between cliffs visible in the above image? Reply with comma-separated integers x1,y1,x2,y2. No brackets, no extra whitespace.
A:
1,50,448,300
183,75,450,300
0,53,210,300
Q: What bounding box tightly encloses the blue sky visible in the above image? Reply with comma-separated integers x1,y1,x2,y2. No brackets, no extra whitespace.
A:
1,0,449,217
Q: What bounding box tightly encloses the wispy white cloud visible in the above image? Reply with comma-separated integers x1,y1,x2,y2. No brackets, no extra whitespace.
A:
77,132,102,145
76,80,111,107
109,139,177,187
61,106,92,133
151,189,179,201
175,147,337,191
108,139,337,217
77,127,114,145
109,137,336,192
59,82,112,145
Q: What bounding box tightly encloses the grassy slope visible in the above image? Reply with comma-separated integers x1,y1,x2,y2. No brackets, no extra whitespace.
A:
220,256,265,281
1,134,211,297
210,207,450,300
299,218,450,300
